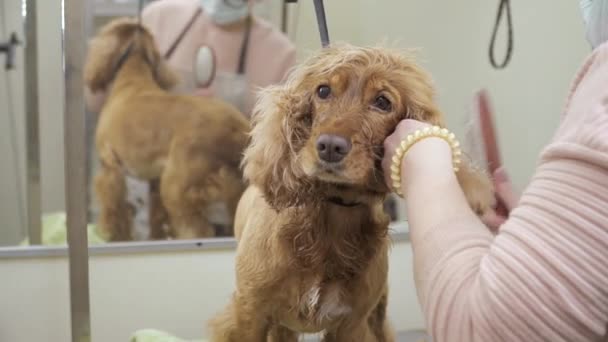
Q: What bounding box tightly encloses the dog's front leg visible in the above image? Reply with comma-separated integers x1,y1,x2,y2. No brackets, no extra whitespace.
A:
367,291,394,342
209,293,270,342
324,320,375,342
324,311,393,342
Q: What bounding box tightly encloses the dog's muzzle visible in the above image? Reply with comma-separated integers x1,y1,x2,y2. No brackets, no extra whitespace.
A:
316,134,351,163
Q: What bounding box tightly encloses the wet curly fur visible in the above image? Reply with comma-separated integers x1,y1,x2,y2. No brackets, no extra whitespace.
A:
209,43,493,341
85,18,250,241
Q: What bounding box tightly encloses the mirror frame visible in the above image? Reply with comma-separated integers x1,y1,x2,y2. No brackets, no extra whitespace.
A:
0,225,410,259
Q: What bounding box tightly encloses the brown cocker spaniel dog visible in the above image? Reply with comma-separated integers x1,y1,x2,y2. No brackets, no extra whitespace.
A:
209,44,493,341
84,18,250,241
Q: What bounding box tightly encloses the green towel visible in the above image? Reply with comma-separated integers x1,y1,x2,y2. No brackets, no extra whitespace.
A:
20,212,107,246
130,329,205,342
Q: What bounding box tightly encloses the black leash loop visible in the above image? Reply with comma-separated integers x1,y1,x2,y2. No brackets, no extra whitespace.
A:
164,8,202,60
489,0,513,69
237,16,252,74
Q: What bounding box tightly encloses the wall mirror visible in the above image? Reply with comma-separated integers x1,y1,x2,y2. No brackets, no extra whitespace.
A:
0,0,410,254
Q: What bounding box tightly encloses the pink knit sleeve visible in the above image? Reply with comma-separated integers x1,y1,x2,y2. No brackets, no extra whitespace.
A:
415,46,608,342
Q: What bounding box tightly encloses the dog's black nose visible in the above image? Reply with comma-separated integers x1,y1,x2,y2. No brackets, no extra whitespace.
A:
316,134,352,163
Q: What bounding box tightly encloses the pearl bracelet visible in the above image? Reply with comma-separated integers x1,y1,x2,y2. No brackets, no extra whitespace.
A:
390,125,462,197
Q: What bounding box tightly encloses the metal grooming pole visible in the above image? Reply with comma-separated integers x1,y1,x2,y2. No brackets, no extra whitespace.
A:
23,0,42,245
63,0,91,340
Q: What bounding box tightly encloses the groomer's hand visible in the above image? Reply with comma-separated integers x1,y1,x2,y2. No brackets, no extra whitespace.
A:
481,167,519,231
382,119,455,197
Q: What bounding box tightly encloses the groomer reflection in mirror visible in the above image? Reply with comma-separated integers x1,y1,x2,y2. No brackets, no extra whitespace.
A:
86,0,296,117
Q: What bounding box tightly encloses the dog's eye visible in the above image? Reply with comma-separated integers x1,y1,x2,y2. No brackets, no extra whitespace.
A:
373,95,392,112
317,85,331,99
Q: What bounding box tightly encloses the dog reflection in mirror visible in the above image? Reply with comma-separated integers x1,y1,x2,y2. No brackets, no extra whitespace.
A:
209,43,493,341
84,18,249,241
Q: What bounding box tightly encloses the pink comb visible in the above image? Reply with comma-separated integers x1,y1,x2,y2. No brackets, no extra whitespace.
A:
476,89,502,174
470,89,509,217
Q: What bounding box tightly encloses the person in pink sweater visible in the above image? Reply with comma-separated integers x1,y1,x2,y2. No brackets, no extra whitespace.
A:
382,2,608,341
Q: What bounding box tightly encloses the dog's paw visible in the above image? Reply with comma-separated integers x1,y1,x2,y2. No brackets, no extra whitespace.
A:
457,164,495,216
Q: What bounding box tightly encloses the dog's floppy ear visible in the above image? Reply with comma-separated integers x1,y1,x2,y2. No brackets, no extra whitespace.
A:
242,85,313,210
84,34,122,92
154,57,179,90
395,57,494,215
397,67,446,127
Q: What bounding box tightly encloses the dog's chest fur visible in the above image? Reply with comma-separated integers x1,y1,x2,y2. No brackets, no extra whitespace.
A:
280,202,387,279
278,275,355,333
297,280,352,330
276,201,388,332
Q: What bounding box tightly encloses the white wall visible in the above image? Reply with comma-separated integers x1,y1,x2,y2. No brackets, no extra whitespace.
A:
0,241,424,341
37,0,66,216
471,1,589,190
0,256,72,341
